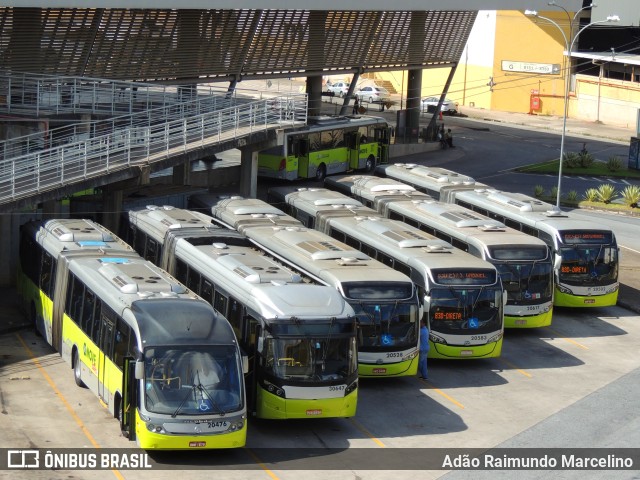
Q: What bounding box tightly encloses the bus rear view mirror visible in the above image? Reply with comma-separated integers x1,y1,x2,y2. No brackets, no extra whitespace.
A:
554,254,562,270
242,354,249,375
134,360,144,380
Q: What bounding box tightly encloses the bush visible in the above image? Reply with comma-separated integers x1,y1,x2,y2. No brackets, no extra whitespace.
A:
607,156,623,172
621,185,640,208
534,185,545,197
579,151,595,168
596,184,617,204
563,151,581,168
566,190,579,202
584,188,598,201
549,186,559,200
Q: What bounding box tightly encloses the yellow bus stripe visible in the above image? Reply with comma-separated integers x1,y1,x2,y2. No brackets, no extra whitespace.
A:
16,333,125,480
244,448,281,480
498,358,532,378
348,418,386,448
545,327,589,350
420,378,465,409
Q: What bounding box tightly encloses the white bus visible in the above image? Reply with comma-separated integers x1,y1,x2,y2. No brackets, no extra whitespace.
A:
266,187,506,360
194,194,422,378
125,206,359,419
378,164,620,308
17,219,247,450
325,174,555,328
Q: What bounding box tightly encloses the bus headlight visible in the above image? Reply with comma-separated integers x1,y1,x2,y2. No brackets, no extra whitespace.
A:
228,420,244,432
429,333,446,344
606,284,619,294
406,350,418,360
345,380,358,395
487,332,503,344
262,379,286,398
146,423,166,434
557,284,573,294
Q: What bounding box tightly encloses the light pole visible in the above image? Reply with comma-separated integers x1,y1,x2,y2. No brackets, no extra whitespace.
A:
524,4,620,208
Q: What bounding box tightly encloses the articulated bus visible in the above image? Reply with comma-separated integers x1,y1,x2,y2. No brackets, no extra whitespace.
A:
17,219,247,449
378,164,620,308
258,114,390,182
325,175,555,328
267,187,506,360
197,194,422,378
125,206,359,419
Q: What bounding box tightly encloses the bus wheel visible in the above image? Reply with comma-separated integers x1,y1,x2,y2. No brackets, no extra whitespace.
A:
365,156,375,172
73,350,86,388
315,164,327,182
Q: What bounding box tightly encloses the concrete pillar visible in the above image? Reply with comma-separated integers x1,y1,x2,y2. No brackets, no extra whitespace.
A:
239,147,257,198
0,214,14,286
406,69,423,141
8,8,42,72
101,187,123,234
306,76,324,118
172,162,190,186
306,11,327,118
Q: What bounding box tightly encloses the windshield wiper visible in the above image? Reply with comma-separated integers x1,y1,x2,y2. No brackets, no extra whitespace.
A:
171,371,226,417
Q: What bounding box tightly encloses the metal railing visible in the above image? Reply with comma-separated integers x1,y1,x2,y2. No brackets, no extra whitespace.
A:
0,94,307,206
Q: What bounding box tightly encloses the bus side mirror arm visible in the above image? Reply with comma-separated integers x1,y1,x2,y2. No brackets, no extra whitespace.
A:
242,354,249,374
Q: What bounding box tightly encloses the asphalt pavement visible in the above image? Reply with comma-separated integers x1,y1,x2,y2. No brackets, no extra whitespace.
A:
2,104,639,335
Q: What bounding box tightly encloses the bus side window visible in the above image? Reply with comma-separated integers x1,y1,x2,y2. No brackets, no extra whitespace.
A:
90,296,102,345
67,274,82,322
40,251,55,298
228,297,243,339
100,315,115,362
243,316,259,352
187,267,201,295
175,258,188,284
113,318,131,368
201,279,214,305
214,291,228,316
299,138,309,156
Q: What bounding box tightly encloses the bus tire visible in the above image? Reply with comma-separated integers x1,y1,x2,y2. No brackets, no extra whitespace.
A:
73,349,86,388
364,156,375,173
315,164,327,182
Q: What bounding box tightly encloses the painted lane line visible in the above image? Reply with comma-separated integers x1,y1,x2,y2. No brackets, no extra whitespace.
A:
348,418,386,448
544,327,589,350
16,333,125,480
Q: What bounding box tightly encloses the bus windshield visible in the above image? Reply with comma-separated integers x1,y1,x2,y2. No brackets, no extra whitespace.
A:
428,286,503,335
144,346,243,416
495,261,553,304
352,301,418,350
559,244,619,285
264,336,357,382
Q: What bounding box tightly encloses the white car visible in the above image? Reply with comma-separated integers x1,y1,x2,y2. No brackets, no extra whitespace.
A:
325,81,351,97
355,85,391,104
422,96,458,114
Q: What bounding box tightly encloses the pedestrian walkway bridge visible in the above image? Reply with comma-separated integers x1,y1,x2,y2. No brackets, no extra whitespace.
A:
0,72,307,211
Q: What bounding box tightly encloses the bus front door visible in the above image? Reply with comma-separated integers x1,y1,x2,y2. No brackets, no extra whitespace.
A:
121,357,137,440
98,314,114,407
296,138,310,178
374,127,390,165
346,132,359,169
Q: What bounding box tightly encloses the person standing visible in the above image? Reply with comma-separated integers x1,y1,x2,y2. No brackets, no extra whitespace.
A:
353,96,360,115
445,128,454,148
418,319,430,379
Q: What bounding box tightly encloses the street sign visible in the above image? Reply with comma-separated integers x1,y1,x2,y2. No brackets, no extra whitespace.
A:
502,61,561,75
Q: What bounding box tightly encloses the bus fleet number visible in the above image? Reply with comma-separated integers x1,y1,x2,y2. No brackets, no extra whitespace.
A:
386,352,404,358
470,335,486,341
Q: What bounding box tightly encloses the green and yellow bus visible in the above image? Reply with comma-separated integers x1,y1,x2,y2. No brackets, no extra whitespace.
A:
125,206,359,419
17,218,247,449
258,114,390,181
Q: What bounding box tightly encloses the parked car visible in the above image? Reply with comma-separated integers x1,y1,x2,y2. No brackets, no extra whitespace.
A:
325,81,351,97
355,85,391,104
422,96,458,114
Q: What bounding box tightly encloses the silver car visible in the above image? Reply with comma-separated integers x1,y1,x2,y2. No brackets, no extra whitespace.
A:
326,81,351,97
422,96,458,114
355,85,391,104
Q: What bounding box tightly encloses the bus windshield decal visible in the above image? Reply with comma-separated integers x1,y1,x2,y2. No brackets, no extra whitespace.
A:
432,269,497,285
560,230,613,245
